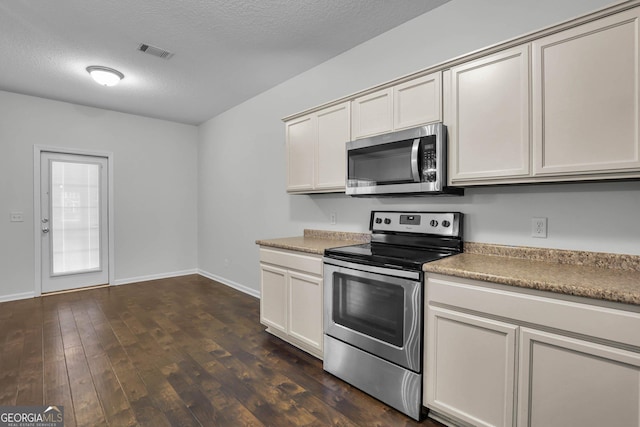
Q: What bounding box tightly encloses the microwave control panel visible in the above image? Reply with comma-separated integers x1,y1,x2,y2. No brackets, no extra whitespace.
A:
421,138,437,182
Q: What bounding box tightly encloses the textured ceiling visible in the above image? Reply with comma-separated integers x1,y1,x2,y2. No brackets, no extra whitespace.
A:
0,0,450,125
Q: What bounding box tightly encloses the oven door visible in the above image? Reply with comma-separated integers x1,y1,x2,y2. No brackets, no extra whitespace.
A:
323,258,422,372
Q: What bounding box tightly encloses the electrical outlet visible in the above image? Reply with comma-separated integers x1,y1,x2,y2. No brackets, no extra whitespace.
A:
330,212,337,225
532,217,547,238
10,212,24,222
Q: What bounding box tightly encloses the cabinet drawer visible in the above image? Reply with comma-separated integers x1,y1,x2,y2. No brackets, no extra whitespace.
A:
427,274,640,349
259,248,323,276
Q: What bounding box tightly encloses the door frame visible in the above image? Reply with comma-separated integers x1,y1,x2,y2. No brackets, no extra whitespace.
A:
33,145,115,296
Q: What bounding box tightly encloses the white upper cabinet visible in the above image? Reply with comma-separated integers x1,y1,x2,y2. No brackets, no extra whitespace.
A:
287,4,640,189
532,7,640,176
447,6,640,186
286,115,315,192
394,73,442,131
447,45,531,183
351,88,393,138
285,101,350,193
316,103,350,190
352,72,442,139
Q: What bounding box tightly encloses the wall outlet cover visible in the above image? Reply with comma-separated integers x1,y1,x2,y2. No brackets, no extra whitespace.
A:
532,217,547,238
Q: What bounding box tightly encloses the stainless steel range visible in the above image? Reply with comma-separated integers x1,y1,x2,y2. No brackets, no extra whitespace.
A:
323,211,463,421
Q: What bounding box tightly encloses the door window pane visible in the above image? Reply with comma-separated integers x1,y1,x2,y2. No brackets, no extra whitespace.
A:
51,161,101,274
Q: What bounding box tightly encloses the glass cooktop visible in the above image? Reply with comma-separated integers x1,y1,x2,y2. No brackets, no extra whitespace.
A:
324,242,454,272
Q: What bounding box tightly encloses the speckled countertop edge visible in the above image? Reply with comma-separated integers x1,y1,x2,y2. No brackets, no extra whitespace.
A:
256,234,640,306
256,229,369,255
464,242,640,271
425,242,640,306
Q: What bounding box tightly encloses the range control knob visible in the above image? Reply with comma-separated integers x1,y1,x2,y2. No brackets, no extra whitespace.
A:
375,218,382,224
429,219,439,227
384,218,391,225
442,220,451,228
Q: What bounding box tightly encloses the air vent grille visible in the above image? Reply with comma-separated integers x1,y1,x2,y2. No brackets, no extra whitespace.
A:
137,43,174,59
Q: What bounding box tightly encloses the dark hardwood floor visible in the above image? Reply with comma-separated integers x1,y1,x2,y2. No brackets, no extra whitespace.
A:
0,275,445,426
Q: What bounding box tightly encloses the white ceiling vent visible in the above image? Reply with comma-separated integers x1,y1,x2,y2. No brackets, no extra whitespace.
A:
137,43,174,59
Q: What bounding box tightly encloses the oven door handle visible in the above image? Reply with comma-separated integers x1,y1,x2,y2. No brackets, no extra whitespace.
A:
323,257,421,281
410,138,421,182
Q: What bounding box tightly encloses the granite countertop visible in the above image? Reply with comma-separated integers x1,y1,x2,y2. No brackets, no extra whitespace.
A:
257,231,640,306
423,243,640,306
256,229,369,255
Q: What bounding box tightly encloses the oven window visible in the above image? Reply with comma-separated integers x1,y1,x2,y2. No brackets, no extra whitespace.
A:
333,272,404,347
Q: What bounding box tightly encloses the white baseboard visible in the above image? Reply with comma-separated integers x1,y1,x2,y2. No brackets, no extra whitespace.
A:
0,291,35,303
197,269,260,299
0,270,256,303
113,269,198,286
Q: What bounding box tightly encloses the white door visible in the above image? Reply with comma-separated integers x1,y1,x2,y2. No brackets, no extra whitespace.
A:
40,152,109,293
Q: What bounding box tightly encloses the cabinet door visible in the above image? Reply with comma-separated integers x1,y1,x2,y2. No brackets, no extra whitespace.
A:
286,114,315,192
518,328,640,427
425,306,517,427
532,8,640,176
394,72,442,131
316,102,350,191
288,271,323,352
448,45,531,183
351,88,393,139
259,263,287,334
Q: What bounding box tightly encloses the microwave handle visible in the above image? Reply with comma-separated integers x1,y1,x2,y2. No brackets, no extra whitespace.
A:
410,138,421,182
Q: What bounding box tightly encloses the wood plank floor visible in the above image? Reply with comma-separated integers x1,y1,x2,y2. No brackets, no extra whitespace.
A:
0,275,444,426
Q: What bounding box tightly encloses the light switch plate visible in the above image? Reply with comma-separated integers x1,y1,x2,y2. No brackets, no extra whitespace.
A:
330,212,337,225
10,211,24,222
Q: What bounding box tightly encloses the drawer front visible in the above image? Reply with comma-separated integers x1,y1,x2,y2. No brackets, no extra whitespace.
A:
427,274,640,349
259,248,323,276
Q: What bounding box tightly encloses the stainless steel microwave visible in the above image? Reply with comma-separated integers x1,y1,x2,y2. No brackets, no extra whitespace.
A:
345,123,463,196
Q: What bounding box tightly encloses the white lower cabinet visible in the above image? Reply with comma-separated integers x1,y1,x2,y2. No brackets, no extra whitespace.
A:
259,248,323,358
287,270,323,352
518,328,640,427
426,307,517,427
260,263,288,334
424,274,640,427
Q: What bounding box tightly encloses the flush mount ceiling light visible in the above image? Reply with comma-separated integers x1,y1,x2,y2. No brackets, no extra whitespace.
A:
86,66,124,87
